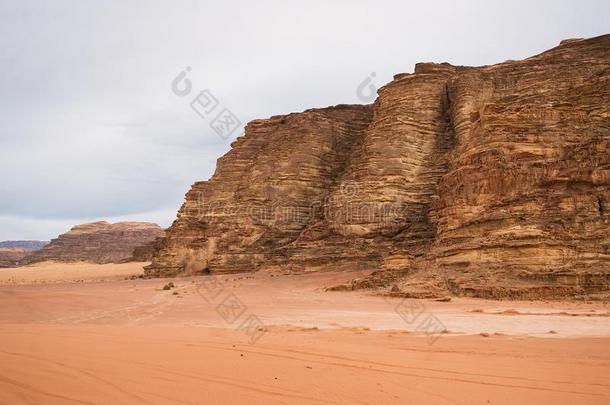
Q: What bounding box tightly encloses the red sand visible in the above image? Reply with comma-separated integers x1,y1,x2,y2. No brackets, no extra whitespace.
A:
0,263,609,404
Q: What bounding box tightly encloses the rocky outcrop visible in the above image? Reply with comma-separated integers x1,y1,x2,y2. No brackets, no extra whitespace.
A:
0,241,47,267
146,35,610,299
131,237,165,262
424,35,610,299
277,63,456,272
21,222,165,265
0,248,31,267
146,105,373,276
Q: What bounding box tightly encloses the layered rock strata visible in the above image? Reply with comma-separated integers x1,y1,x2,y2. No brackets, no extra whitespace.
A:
0,241,47,267
21,222,165,264
146,35,610,299
427,36,610,298
0,248,31,267
146,105,373,276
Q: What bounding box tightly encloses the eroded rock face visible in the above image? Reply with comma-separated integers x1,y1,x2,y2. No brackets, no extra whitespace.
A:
428,36,610,298
146,35,610,299
0,241,48,268
0,249,31,267
21,222,165,264
146,105,373,276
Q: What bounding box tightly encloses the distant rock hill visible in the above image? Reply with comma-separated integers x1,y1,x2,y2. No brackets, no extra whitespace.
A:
20,222,165,265
0,240,48,250
145,35,609,300
0,240,48,267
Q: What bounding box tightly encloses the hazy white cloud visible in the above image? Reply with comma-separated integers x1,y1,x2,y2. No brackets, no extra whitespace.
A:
1,0,608,240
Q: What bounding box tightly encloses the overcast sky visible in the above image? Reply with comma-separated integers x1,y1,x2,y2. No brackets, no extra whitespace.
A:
0,0,608,240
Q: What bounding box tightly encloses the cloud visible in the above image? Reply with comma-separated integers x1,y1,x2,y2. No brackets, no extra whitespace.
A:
1,0,608,240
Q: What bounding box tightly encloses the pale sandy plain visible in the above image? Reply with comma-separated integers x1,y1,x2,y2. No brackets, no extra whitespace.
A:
1,262,609,404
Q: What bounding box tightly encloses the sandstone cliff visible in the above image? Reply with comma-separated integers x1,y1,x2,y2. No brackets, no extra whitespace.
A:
146,105,373,276
146,35,610,299
21,222,165,265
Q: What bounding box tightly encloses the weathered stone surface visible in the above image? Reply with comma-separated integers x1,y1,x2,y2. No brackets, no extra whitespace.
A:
146,105,373,276
279,63,456,271
131,237,165,262
0,248,30,267
427,35,610,298
146,35,610,299
0,241,47,268
21,222,165,264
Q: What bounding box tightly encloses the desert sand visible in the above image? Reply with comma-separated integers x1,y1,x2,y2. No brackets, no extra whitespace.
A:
1,263,609,404
0,261,146,284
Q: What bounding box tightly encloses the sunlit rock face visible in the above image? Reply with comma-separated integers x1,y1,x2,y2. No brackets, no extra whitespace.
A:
145,105,374,276
146,35,610,299
428,35,610,298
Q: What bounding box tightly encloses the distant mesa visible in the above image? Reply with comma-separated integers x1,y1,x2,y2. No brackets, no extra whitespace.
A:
0,241,48,268
19,221,165,265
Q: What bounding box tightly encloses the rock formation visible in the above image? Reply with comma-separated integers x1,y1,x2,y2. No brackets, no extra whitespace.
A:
0,241,47,267
21,222,165,265
0,248,31,267
131,238,165,262
424,36,610,299
146,35,610,299
146,105,373,276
